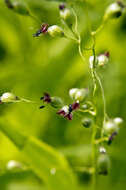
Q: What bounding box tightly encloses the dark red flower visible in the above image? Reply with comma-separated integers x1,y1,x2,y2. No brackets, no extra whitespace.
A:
33,23,49,37
108,131,118,145
40,92,51,103
57,102,80,121
104,51,110,58
71,102,80,111
40,23,49,34
59,4,65,10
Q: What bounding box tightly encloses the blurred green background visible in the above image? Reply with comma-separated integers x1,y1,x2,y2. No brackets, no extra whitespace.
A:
0,0,126,189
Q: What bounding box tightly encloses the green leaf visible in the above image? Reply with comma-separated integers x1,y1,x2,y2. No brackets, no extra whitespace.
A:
0,120,77,190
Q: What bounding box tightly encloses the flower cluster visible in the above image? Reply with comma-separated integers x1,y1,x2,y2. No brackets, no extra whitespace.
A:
89,51,110,69
33,24,64,38
103,117,123,145
40,88,92,121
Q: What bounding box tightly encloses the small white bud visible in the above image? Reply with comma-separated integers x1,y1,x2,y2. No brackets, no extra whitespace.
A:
103,120,119,135
75,88,88,102
48,25,64,37
89,56,98,69
0,92,19,103
99,147,106,154
113,117,123,126
69,88,79,99
97,54,109,67
104,1,125,21
6,160,22,170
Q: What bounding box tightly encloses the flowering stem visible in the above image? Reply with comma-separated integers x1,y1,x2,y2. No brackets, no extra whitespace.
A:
95,72,107,142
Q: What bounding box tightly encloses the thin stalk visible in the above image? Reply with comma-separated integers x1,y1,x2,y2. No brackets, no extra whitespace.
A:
95,72,106,142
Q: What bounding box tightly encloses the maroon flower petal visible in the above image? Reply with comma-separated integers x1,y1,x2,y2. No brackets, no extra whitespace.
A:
104,52,110,57
59,4,65,10
40,92,51,103
41,23,49,34
65,113,73,120
72,102,80,111
57,109,66,116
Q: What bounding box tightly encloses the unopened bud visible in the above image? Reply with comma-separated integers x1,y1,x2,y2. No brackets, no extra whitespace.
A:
104,1,125,21
6,160,23,171
81,118,92,128
97,52,109,67
113,117,123,126
12,2,29,15
69,88,79,100
89,56,98,69
99,147,106,154
0,92,19,103
103,120,119,135
75,88,89,102
97,153,110,175
50,97,63,108
48,25,64,37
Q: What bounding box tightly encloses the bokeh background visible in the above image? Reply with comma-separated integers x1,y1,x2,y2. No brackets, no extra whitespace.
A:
0,0,126,189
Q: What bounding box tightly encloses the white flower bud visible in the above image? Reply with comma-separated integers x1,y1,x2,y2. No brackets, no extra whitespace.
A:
6,160,22,170
50,97,63,108
48,25,64,37
103,120,119,135
99,147,106,154
113,117,123,126
97,54,109,67
75,88,88,102
104,1,125,21
69,88,79,100
89,56,98,69
0,92,19,103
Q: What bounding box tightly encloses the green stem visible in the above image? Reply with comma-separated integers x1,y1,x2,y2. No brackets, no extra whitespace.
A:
95,72,106,142
91,21,105,36
91,122,97,190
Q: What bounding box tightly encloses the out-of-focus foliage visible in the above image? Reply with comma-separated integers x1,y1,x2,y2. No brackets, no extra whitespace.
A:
0,0,126,189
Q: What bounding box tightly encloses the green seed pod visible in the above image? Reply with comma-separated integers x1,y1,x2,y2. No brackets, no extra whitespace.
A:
48,25,64,37
69,88,79,100
60,8,73,25
97,153,110,175
81,118,92,128
103,120,119,135
75,88,89,102
104,1,125,21
0,92,19,103
12,2,29,16
50,97,64,108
